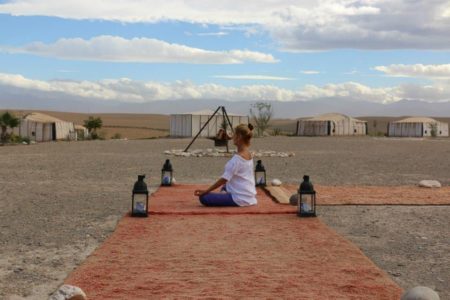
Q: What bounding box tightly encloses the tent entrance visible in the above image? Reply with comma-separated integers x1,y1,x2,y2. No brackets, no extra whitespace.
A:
52,123,57,141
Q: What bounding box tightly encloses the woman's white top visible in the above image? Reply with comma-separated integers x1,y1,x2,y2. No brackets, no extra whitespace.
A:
222,154,257,206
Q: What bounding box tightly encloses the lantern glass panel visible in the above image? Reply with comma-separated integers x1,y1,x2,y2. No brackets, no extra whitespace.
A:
133,194,147,214
298,192,316,217
300,194,313,213
161,171,173,186
255,171,266,186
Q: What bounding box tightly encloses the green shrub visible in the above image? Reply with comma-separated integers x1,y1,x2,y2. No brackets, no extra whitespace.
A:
9,133,20,143
429,123,438,138
111,133,122,139
271,128,283,136
368,131,386,137
9,134,31,144
97,131,106,140
89,132,99,140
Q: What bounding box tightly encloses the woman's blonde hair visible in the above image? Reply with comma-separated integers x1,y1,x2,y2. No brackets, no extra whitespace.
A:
234,123,254,145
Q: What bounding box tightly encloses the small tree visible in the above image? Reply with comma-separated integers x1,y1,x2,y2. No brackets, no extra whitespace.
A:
250,102,273,137
84,116,103,139
0,111,20,143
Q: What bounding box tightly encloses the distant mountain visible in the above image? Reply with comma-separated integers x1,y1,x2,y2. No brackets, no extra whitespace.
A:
1,92,450,118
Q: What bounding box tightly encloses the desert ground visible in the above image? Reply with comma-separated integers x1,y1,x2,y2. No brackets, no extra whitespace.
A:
1,136,449,299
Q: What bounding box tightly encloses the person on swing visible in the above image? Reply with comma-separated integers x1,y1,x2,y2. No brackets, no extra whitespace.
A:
194,124,257,207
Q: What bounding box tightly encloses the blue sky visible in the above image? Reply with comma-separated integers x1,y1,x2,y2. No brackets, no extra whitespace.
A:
0,0,449,107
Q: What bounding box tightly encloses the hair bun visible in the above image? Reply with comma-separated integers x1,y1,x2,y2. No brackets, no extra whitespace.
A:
248,123,254,131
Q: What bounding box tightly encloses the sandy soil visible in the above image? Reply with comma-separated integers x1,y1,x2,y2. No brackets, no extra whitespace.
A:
319,206,450,299
0,136,449,299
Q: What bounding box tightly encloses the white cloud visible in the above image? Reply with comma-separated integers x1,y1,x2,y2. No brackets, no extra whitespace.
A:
2,72,450,104
3,35,277,64
301,70,320,75
197,32,229,37
375,64,450,79
1,1,450,50
298,82,400,103
0,0,279,24
343,70,359,75
213,75,294,81
0,73,145,101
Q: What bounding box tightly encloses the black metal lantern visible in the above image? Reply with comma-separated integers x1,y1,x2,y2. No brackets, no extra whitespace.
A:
297,175,316,217
161,159,173,186
132,174,149,217
255,160,267,187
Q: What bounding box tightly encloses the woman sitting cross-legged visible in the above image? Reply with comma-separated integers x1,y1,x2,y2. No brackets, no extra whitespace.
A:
194,124,257,207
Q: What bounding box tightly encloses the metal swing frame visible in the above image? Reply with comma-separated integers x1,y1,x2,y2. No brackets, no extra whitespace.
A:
184,106,234,153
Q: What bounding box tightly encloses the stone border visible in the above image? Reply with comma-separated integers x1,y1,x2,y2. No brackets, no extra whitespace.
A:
164,149,295,158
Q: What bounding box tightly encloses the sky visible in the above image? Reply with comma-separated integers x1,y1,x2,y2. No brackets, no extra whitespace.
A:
0,0,450,111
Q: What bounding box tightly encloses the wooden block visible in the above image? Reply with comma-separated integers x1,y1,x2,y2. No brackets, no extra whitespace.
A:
264,186,293,204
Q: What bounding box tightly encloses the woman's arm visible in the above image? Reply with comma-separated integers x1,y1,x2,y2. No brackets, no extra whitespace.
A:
194,178,227,196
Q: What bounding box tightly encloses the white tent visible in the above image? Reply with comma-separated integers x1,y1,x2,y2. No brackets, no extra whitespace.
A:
170,109,249,137
12,112,76,142
296,113,367,136
388,117,449,137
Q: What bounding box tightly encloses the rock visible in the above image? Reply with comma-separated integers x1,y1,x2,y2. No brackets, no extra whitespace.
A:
48,285,87,300
401,286,440,300
418,180,442,188
289,193,299,206
271,179,282,186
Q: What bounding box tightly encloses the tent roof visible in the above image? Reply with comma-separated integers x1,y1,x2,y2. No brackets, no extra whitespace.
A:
74,124,87,130
23,112,66,124
393,117,443,124
307,113,366,123
174,109,246,117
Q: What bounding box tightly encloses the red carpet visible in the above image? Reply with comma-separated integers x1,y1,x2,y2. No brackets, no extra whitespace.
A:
285,185,450,205
65,185,403,299
149,185,296,214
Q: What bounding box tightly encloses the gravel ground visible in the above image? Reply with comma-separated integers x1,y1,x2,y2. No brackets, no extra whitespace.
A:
0,136,449,299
